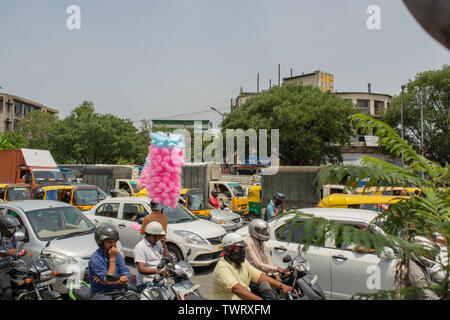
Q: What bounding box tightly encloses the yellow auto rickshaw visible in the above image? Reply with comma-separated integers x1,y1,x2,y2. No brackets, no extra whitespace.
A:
0,183,32,202
318,194,410,213
180,188,211,218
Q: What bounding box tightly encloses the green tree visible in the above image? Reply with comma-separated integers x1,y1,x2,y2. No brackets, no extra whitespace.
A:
221,83,357,165
0,133,14,150
288,113,449,299
382,65,450,166
15,110,58,150
48,102,140,164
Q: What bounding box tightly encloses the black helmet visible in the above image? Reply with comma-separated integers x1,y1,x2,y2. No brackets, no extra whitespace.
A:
0,215,20,238
273,192,285,201
94,224,120,246
34,187,45,199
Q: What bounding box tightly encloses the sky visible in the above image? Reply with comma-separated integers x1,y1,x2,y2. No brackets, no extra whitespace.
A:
0,0,449,128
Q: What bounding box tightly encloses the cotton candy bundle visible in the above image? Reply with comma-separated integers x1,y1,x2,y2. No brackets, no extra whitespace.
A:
143,132,184,208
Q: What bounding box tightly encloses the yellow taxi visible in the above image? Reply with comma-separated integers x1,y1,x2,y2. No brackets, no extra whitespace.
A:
318,194,410,213
0,184,32,202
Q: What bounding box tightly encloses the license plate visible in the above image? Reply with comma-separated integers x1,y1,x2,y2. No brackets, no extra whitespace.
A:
36,278,56,288
310,275,318,286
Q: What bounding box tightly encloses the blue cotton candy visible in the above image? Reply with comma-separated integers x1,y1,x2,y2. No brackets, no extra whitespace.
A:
150,131,185,149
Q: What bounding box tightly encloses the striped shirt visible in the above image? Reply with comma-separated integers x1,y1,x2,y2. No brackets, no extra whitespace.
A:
0,235,16,265
244,236,278,273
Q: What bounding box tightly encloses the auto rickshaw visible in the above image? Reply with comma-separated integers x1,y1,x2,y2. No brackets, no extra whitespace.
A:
35,183,105,212
0,183,32,202
247,185,262,219
318,194,410,213
180,188,211,218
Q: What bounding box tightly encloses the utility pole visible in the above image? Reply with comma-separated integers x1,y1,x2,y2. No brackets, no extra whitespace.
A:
400,85,406,167
278,64,281,86
257,73,260,93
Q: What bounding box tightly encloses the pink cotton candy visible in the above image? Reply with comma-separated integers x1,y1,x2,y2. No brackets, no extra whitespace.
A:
131,224,141,231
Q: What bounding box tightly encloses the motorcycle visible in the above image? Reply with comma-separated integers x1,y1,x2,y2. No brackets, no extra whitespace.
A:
141,257,205,300
0,244,61,300
279,254,325,300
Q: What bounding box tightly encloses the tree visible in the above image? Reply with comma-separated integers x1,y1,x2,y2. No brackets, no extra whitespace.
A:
0,133,14,150
382,65,449,166
221,83,357,165
289,113,449,299
15,110,58,150
48,102,140,164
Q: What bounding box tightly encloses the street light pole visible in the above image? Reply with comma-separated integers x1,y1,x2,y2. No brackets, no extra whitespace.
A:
210,106,224,121
400,85,406,167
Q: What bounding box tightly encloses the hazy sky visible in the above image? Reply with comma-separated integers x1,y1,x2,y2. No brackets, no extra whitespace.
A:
1,0,449,128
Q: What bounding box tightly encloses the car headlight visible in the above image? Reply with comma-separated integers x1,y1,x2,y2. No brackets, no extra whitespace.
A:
174,230,207,246
43,251,78,265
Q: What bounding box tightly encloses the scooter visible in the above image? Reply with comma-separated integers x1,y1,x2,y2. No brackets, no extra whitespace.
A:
0,244,61,300
280,254,325,300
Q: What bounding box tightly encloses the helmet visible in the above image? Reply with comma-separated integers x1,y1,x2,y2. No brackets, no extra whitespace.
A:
410,236,439,268
222,232,246,249
144,221,165,236
249,219,270,241
110,189,118,197
34,187,45,199
0,215,20,238
95,224,120,246
273,192,285,201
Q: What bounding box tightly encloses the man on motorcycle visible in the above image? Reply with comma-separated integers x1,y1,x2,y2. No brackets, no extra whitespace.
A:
244,219,289,281
0,215,27,300
133,221,170,292
212,232,294,300
265,192,285,221
88,224,130,300
208,190,220,209
408,236,442,300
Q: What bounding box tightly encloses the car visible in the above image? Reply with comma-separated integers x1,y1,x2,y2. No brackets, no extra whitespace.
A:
0,200,100,294
86,197,227,266
236,207,402,299
208,208,243,232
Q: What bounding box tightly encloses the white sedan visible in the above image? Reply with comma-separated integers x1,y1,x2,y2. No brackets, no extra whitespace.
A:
86,197,227,266
236,208,399,299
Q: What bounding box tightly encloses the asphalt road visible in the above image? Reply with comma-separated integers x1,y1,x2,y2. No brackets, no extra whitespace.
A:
125,257,217,299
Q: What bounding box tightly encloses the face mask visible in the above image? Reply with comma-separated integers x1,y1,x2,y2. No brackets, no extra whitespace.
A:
227,249,246,267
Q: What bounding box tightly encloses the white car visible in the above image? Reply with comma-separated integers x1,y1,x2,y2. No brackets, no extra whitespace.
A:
86,197,227,266
236,208,400,299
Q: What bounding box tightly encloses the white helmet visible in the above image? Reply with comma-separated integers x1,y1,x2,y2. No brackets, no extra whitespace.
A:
410,236,439,268
144,221,166,236
249,219,270,241
221,232,246,249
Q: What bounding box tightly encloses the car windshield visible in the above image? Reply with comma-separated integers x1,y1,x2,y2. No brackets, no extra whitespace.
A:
24,206,96,241
187,193,205,211
73,189,98,206
5,187,31,201
33,170,64,182
228,184,245,197
158,204,197,224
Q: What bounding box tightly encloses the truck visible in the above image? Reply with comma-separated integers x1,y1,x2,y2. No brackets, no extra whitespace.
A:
58,164,143,196
0,148,64,190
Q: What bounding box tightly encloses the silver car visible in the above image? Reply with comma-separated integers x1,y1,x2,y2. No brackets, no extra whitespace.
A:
207,208,243,232
236,208,399,299
0,200,99,294
86,197,227,266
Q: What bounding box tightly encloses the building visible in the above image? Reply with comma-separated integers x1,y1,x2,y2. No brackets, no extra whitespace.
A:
151,119,212,133
283,70,334,92
230,91,257,112
0,93,59,133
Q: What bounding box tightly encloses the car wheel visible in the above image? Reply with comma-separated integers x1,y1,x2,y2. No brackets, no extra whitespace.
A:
167,244,183,264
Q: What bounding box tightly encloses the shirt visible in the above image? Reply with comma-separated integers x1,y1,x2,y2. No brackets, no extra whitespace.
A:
208,196,220,209
88,248,130,293
212,258,263,300
244,236,278,273
133,238,164,285
408,259,440,300
0,235,16,265
140,211,168,235
265,200,276,220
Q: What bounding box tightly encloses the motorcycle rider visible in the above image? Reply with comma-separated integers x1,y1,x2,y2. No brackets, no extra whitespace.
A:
0,215,27,300
33,187,45,200
133,221,170,292
88,224,130,300
408,236,442,300
208,190,220,209
212,232,294,300
244,219,289,281
265,192,285,221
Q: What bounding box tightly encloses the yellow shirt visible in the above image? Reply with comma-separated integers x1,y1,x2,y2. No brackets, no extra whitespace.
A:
212,258,263,300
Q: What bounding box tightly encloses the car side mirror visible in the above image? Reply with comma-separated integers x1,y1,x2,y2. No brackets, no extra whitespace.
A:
106,273,120,282
378,247,396,260
282,255,292,263
14,231,26,242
